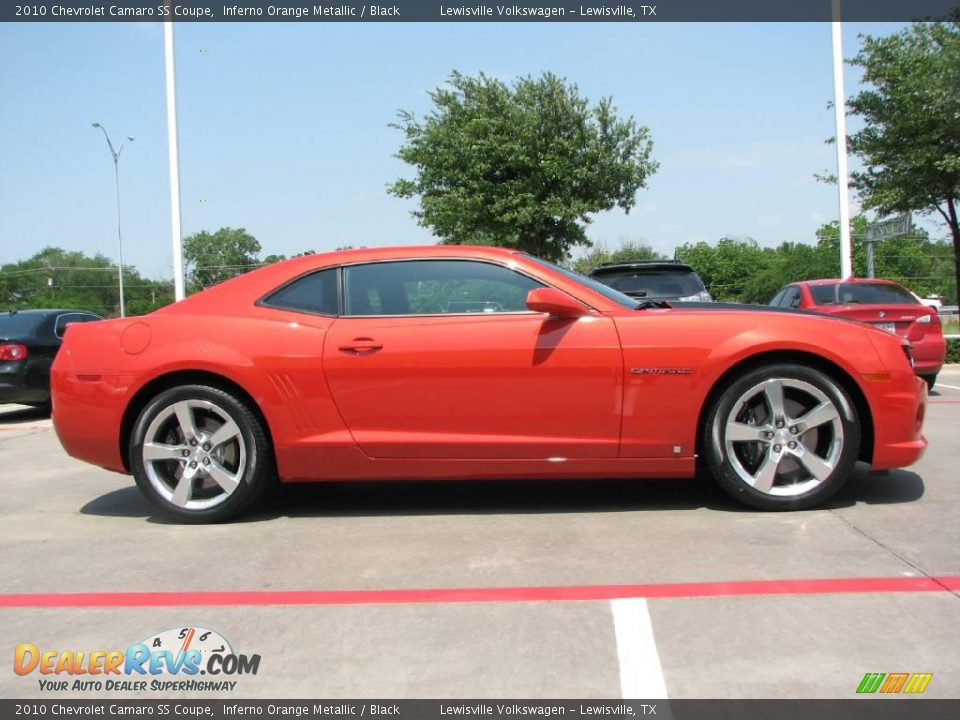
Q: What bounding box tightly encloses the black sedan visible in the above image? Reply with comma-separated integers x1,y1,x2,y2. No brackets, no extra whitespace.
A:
0,309,101,409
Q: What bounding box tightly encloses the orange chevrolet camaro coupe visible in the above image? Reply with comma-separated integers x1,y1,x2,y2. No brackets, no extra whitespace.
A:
51,246,927,523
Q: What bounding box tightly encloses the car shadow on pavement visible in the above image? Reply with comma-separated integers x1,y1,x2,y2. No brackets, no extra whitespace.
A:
0,405,50,424
828,466,925,507
80,463,925,524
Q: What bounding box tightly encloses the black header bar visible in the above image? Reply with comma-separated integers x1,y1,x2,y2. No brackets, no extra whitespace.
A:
4,0,960,23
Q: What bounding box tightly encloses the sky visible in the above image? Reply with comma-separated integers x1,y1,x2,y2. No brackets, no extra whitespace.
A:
0,20,934,280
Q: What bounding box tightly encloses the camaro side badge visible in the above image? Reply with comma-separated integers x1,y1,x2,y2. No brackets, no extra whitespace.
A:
631,368,693,375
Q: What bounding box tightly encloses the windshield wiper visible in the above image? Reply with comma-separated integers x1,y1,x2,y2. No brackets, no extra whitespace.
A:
634,299,672,310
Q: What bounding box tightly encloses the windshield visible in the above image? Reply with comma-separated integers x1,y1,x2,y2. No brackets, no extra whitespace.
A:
809,282,919,306
524,256,641,310
0,312,43,336
597,269,705,297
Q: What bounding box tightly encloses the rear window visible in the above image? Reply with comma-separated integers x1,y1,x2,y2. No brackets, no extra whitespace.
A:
809,282,918,306
0,313,43,335
262,268,339,315
597,269,705,297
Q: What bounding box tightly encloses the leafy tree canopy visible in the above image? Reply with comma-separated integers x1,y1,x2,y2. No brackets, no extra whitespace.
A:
673,217,955,305
389,71,658,263
183,227,261,292
0,246,172,317
847,21,960,305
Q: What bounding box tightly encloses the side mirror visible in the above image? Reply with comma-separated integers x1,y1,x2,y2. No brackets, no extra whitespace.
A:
526,287,590,318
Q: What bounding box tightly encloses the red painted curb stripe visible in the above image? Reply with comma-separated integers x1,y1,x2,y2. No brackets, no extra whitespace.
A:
1,576,957,608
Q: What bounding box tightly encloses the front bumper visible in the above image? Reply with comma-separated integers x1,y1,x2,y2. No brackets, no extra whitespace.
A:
867,373,927,470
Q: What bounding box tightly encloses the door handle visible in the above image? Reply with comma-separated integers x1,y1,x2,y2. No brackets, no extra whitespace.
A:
339,337,383,354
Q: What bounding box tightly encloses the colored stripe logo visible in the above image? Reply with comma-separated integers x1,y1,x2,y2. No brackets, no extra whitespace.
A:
857,672,933,694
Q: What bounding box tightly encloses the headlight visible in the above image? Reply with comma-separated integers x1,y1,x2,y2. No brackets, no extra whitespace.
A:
902,344,914,368
678,290,713,302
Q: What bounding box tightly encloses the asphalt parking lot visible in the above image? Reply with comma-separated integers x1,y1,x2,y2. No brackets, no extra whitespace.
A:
1,369,959,700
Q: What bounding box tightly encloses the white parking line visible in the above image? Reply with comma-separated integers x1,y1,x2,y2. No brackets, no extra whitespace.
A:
935,383,960,391
610,598,668,699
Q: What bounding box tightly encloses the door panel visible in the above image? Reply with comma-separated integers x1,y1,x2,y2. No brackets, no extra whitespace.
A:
323,313,623,459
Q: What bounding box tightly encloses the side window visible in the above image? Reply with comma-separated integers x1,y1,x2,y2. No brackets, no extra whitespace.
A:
262,268,339,315
784,287,801,308
55,313,89,338
770,289,786,307
343,260,544,316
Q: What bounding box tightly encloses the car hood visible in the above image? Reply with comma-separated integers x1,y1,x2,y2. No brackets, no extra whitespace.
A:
664,301,868,325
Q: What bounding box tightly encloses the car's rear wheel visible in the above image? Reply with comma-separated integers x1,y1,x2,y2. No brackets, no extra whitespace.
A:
920,373,937,392
703,364,860,510
130,385,274,523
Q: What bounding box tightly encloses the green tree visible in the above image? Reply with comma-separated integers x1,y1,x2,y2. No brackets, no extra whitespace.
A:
0,247,172,317
263,250,317,265
675,237,768,303
389,71,658,263
183,227,261,291
846,22,960,306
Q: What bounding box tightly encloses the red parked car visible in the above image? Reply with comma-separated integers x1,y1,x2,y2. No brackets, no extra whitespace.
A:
52,247,926,523
770,279,946,391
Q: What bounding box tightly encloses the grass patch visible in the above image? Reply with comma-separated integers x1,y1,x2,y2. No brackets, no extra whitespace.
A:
942,314,959,336
946,338,960,364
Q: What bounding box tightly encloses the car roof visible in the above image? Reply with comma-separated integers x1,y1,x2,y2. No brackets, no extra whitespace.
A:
3,308,99,317
794,278,899,287
591,261,694,273
160,245,631,316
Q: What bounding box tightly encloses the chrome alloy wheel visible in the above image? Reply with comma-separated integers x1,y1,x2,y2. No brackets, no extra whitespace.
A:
141,399,247,511
723,378,844,497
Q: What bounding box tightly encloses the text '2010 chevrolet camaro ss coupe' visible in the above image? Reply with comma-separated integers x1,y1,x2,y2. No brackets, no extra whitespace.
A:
51,246,927,523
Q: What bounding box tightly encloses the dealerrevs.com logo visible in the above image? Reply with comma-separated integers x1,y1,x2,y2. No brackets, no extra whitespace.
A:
14,626,260,693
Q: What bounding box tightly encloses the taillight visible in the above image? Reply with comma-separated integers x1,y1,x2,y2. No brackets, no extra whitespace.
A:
0,343,29,361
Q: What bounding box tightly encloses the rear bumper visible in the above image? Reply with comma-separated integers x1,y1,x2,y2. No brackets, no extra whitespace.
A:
50,357,128,474
913,361,943,376
0,359,50,405
0,384,49,405
911,334,946,376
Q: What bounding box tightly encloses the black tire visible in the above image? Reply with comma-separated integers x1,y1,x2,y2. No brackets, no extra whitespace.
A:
26,400,52,416
702,363,860,511
130,384,275,523
921,374,937,392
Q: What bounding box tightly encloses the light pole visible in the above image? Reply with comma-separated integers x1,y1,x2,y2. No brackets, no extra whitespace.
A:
831,0,853,279
92,123,134,317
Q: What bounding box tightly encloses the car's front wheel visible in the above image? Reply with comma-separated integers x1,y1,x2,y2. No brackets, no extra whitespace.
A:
130,385,274,523
703,364,860,510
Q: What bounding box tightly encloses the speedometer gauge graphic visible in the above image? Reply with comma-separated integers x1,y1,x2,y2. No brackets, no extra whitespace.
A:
139,626,233,673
